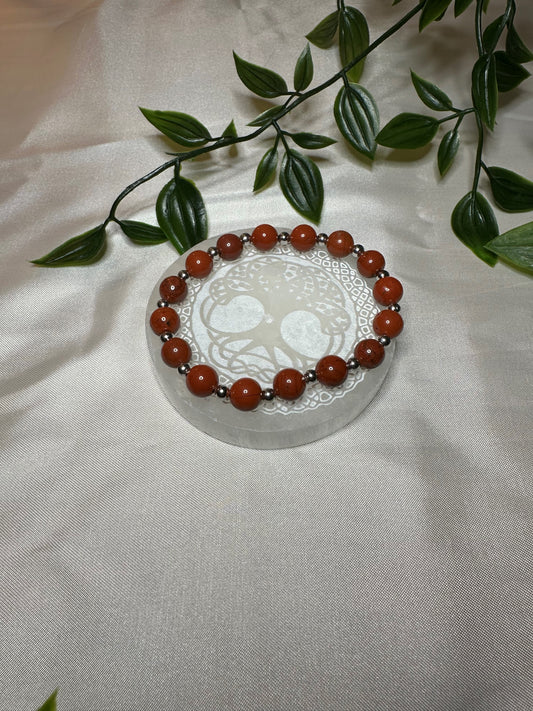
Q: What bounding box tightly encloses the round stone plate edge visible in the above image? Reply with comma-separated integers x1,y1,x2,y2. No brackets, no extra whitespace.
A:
145,228,395,449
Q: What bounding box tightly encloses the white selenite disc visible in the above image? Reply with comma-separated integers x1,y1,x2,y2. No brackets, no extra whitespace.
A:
145,229,395,449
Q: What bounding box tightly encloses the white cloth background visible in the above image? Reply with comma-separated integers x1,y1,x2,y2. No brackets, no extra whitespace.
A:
1,1,532,709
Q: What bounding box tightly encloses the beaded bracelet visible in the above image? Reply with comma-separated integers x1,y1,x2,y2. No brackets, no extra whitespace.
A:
150,224,403,411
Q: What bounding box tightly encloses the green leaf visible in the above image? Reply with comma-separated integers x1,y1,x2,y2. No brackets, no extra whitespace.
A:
31,224,106,267
222,120,238,138
294,43,314,92
233,52,288,98
471,54,498,130
306,11,339,49
437,129,460,176
279,149,323,223
486,166,533,212
482,14,505,54
420,0,453,30
290,132,337,149
139,108,211,147
410,70,453,111
334,83,379,159
339,6,369,83
253,146,278,192
451,191,499,265
36,689,58,711
118,220,167,245
506,24,533,64
376,113,439,149
247,106,284,127
485,221,533,273
392,0,405,5
454,0,474,16
494,51,531,92
156,178,207,254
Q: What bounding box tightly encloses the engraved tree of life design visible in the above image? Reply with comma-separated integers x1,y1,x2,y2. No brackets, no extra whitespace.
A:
192,252,356,384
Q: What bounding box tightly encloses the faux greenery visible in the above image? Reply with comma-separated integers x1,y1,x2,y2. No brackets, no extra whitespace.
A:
32,0,533,273
35,689,57,711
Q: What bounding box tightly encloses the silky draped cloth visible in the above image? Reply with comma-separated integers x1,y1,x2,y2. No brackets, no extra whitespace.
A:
1,1,532,710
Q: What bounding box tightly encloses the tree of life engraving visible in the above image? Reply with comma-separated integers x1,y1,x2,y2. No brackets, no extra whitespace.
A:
195,253,356,383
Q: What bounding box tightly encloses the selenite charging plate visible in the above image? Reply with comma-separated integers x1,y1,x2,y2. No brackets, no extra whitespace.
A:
146,229,395,449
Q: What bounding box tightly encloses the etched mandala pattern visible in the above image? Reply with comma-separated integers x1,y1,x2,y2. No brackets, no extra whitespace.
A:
177,242,378,415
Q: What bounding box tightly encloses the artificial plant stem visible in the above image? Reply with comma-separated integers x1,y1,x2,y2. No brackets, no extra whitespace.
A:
455,112,466,131
472,111,484,193
274,122,290,152
501,1,516,34
106,128,268,219
437,108,475,125
106,0,425,220
475,0,484,55
106,158,176,223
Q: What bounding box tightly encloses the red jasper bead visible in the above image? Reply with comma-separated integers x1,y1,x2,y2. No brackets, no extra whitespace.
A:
185,250,213,279
150,307,179,335
161,338,191,367
273,368,306,401
186,365,218,397
373,310,404,338
159,275,187,304
290,224,317,252
216,233,243,261
354,339,385,369
326,230,354,258
229,377,263,411
316,355,348,387
251,224,278,251
357,250,386,278
373,276,403,306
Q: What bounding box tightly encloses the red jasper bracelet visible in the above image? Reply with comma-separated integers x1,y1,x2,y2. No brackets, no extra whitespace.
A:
150,224,403,411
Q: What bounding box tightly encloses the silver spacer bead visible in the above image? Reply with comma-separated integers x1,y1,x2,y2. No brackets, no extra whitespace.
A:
160,332,173,343
378,335,391,346
376,269,389,279
317,233,328,244
177,269,190,280
207,246,219,258
346,357,360,370
216,385,228,399
352,244,365,255
304,369,317,383
261,388,275,402
157,299,169,308
277,231,290,242
240,232,251,244
177,363,191,375
388,303,401,312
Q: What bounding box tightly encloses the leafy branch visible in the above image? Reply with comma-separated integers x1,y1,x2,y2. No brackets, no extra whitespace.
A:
32,0,533,274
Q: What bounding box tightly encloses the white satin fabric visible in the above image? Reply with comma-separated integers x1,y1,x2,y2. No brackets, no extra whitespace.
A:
1,1,532,710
